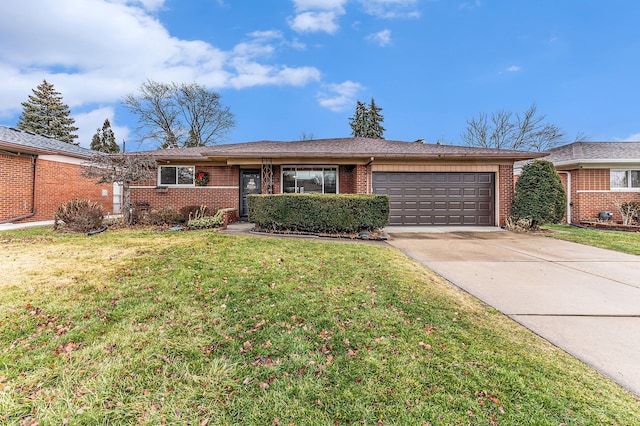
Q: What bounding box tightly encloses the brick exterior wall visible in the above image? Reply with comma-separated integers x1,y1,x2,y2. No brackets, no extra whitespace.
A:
0,154,34,222
1,155,113,223
130,165,240,219
498,164,514,226
354,165,369,194
338,166,356,193
554,168,640,223
130,187,239,212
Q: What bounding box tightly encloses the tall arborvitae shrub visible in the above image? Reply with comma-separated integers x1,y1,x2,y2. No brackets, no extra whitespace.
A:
511,160,566,229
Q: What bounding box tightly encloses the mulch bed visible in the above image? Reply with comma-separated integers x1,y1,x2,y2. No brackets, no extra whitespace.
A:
578,221,640,233
251,227,389,241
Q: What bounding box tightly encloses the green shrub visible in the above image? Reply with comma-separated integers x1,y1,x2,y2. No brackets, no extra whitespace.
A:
188,210,224,229
248,193,389,233
54,199,104,232
512,160,566,229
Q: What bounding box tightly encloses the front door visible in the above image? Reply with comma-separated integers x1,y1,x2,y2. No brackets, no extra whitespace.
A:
240,170,262,217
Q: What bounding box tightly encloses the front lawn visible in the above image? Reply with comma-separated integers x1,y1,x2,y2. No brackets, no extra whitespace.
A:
543,224,640,255
1,227,639,425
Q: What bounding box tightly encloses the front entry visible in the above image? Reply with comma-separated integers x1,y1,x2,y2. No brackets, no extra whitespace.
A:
240,170,262,217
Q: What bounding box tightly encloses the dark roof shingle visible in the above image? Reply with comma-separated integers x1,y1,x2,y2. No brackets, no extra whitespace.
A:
140,137,543,161
0,126,94,158
543,141,640,163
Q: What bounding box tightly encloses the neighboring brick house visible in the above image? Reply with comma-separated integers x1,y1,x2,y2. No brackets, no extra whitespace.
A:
133,138,543,226
516,141,640,223
0,126,117,223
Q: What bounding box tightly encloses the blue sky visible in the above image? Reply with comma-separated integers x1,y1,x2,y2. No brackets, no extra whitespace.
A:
1,0,639,150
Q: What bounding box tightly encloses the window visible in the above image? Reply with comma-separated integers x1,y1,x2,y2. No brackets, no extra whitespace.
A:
159,166,195,186
611,170,640,189
282,167,337,194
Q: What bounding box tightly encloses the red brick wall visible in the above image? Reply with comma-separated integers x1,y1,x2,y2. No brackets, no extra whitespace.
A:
573,191,639,222
555,168,640,222
0,154,35,222
34,159,113,222
131,187,239,212
131,165,241,214
339,166,355,193
498,164,514,226
1,155,113,223
354,165,368,194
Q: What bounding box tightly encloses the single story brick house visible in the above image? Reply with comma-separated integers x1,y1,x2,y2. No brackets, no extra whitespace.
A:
516,141,640,223
0,126,117,223
133,138,543,226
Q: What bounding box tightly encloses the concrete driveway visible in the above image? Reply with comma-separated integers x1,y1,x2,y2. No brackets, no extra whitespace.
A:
385,228,640,396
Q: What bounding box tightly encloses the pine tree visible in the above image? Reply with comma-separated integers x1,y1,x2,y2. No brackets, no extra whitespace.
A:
349,98,385,139
349,101,368,137
90,119,120,153
18,80,79,145
367,98,385,139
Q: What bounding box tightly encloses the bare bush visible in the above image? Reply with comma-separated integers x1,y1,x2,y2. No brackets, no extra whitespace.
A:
54,199,104,232
179,205,214,221
504,216,536,231
609,195,640,225
144,207,182,226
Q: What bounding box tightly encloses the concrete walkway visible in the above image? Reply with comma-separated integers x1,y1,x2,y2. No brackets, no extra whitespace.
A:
0,220,54,231
386,230,640,396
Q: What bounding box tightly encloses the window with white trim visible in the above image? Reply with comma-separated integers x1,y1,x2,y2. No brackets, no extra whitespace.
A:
282,167,337,194
611,169,640,189
159,166,195,186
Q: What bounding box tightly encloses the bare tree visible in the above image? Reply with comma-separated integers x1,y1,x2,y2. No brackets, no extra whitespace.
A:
462,104,566,151
82,153,157,225
123,80,235,149
299,132,315,141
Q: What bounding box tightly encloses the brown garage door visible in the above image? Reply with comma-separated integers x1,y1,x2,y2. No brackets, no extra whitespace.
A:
373,172,494,225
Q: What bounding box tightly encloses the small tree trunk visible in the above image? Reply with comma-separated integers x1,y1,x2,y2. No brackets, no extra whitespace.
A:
122,182,132,225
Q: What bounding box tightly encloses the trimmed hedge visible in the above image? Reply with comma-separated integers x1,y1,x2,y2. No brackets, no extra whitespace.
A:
248,193,389,233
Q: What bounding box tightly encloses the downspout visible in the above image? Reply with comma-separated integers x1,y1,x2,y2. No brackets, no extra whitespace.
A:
0,155,37,224
557,171,572,224
365,157,374,194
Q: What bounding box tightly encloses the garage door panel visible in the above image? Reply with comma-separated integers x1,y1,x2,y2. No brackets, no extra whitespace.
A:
373,172,495,226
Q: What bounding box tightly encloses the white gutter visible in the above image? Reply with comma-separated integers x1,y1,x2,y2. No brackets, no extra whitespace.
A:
557,171,572,224
365,157,374,194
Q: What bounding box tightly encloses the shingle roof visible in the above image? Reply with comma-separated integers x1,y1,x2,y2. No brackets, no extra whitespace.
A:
140,137,544,161
0,126,94,158
543,141,640,163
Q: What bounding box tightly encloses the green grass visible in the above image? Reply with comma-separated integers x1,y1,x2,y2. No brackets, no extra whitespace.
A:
543,224,640,255
1,227,639,425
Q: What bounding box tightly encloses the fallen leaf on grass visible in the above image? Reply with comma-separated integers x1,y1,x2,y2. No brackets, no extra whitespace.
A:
418,342,432,350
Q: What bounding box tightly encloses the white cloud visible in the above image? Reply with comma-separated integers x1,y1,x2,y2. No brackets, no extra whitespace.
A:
288,0,346,34
622,133,640,142
292,0,347,12
74,106,131,149
458,0,482,10
367,29,392,46
358,0,421,19
505,65,521,72
289,11,342,34
0,1,325,136
317,81,363,112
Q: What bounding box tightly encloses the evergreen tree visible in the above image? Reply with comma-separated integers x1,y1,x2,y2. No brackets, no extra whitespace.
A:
511,160,566,229
349,101,368,137
367,98,385,139
349,98,385,139
90,119,120,153
18,80,79,145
